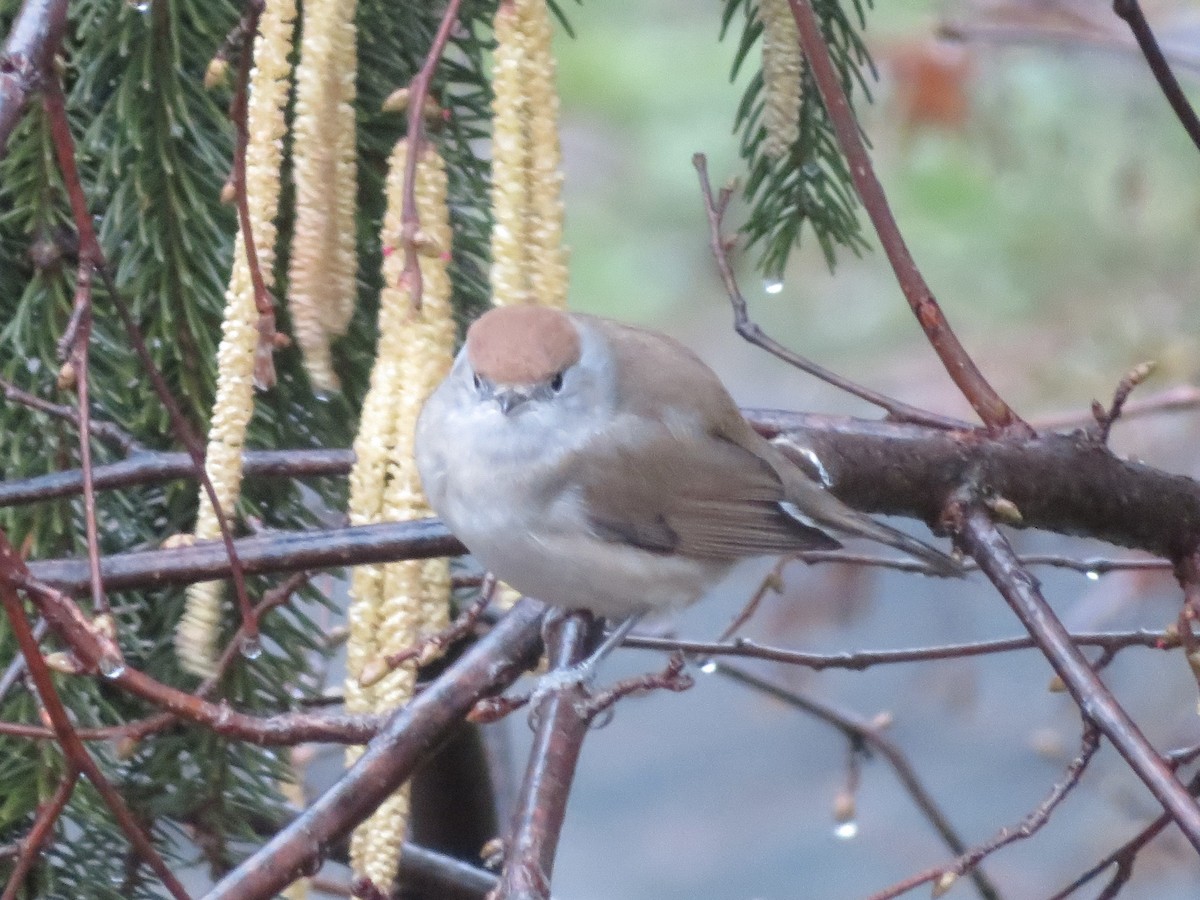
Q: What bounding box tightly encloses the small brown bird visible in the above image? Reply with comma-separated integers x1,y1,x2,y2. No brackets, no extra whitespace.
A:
415,306,959,636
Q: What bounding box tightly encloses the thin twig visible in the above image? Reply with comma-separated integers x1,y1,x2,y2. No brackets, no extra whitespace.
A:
0,580,191,899
399,0,462,312
1089,361,1156,444
866,724,1101,900
227,0,278,391
785,0,1030,435
42,77,112,626
0,767,78,900
0,375,142,454
692,154,969,431
1048,770,1200,899
954,502,1200,852
623,627,1182,672
717,662,999,900
1113,0,1200,152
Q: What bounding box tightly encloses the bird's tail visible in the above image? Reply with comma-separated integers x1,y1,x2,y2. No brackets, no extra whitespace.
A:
846,515,964,577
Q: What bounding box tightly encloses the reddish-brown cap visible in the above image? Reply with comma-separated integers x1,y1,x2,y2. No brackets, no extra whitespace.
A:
465,306,581,384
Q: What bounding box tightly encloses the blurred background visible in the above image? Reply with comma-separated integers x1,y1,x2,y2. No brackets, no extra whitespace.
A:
515,0,1200,897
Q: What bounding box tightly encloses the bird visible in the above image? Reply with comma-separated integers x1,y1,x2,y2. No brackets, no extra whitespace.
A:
415,305,960,660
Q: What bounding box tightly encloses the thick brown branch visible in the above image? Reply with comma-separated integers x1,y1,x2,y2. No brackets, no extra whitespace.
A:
201,597,546,900
955,505,1200,853
0,0,66,156
786,0,1029,435
756,410,1200,559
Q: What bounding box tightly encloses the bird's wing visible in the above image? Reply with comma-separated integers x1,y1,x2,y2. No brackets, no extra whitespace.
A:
573,423,841,561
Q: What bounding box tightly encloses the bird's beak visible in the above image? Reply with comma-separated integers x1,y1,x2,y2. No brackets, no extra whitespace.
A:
495,390,528,416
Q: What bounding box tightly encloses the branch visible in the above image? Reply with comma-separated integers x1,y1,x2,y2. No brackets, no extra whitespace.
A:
755,410,1200,559
624,628,1180,672
0,447,353,509
0,768,78,900
495,612,602,900
692,154,970,431
399,0,462,312
27,519,464,593
785,0,1030,435
201,598,547,900
227,0,278,390
716,662,999,900
0,579,190,899
0,376,142,454
867,724,1101,900
1113,0,1200,152
0,0,66,156
953,503,1200,853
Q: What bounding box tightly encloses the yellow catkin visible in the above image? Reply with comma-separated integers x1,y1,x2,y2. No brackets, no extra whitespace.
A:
516,0,568,309
344,140,454,894
489,0,533,307
288,0,359,393
176,0,296,678
759,0,804,160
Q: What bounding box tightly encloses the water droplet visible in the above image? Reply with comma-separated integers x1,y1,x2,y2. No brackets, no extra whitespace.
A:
127,0,151,12
240,634,263,660
802,161,821,178
699,659,718,675
313,390,333,403
98,656,126,679
25,357,41,374
833,820,858,840
763,278,784,295
1085,570,1100,581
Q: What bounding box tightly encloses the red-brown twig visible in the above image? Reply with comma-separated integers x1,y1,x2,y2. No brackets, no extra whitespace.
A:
42,77,111,626
867,724,1101,900
0,767,78,900
0,0,67,156
954,503,1200,852
35,37,259,650
495,611,603,900
623,627,1182,672
399,0,462,312
0,579,190,899
1113,0,1200,153
202,597,547,900
785,0,1030,436
716,661,999,900
227,0,278,391
1048,770,1200,899
1039,383,1200,432
577,651,693,721
1089,361,1157,444
1173,551,1200,695
359,573,495,688
0,375,142,454
692,154,969,431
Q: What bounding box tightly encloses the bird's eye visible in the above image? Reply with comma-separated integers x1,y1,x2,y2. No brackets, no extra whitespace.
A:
550,371,565,392
472,373,482,391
